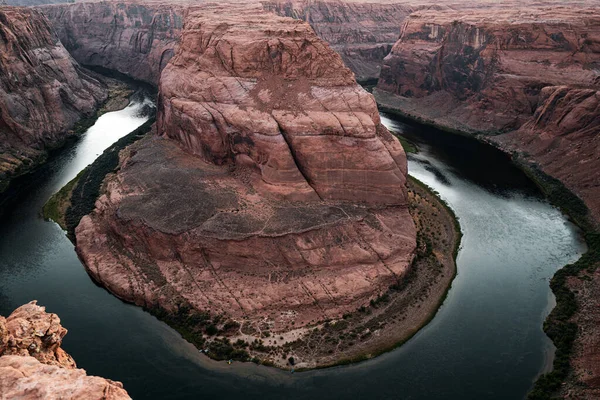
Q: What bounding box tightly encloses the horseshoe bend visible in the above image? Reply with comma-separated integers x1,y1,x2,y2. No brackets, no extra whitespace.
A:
21,0,461,371
1,0,599,399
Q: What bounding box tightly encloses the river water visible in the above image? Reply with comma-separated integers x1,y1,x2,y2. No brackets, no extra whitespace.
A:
0,97,585,399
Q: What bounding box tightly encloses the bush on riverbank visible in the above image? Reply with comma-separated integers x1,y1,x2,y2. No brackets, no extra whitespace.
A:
64,117,155,237
523,165,600,400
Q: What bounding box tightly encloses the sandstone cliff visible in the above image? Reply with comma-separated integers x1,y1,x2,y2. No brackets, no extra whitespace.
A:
73,3,415,343
375,5,600,222
41,2,184,85
0,301,131,399
262,0,420,82
0,6,107,193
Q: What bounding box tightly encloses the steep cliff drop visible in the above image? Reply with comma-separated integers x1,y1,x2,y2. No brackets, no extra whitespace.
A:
262,0,422,82
0,302,131,399
374,4,600,398
41,2,184,85
70,2,418,368
375,6,600,224
0,7,107,194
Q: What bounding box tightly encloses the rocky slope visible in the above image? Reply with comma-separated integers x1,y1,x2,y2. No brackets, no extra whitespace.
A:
375,5,600,222
73,2,415,358
0,301,131,399
41,2,184,85
0,6,107,194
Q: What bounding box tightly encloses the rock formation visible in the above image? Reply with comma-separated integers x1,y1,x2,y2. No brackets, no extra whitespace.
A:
375,5,600,223
262,0,421,82
73,3,415,337
0,301,131,399
0,6,107,193
41,2,184,85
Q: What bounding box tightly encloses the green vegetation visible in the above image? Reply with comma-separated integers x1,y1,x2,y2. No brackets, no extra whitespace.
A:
63,117,155,237
396,135,418,154
42,171,84,230
522,163,599,400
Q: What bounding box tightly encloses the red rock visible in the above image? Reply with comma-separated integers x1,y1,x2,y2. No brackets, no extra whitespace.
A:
262,0,420,81
0,302,131,400
0,301,75,369
0,6,107,193
74,3,415,333
0,356,131,400
41,2,185,85
375,5,600,223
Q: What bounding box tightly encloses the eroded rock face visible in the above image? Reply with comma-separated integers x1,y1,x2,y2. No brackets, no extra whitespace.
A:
262,0,420,81
74,3,415,333
0,302,131,400
378,7,600,133
41,2,184,85
492,87,600,223
0,301,75,368
375,5,600,222
0,6,107,193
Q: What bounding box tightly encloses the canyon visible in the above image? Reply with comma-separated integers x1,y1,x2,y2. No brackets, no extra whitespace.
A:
0,0,598,397
375,5,600,224
0,301,131,399
0,6,107,194
373,3,600,398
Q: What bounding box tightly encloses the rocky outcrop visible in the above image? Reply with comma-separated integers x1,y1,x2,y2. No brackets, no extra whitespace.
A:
0,301,75,368
375,5,600,222
0,6,107,193
262,0,421,82
41,2,184,85
74,3,415,338
0,302,131,399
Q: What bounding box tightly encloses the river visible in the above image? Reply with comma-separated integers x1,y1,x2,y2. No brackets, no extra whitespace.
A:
0,96,585,399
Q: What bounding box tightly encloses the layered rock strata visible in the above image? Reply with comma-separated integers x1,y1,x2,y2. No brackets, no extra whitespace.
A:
41,2,184,85
262,0,420,82
0,6,107,193
375,5,600,222
74,3,416,336
0,302,131,399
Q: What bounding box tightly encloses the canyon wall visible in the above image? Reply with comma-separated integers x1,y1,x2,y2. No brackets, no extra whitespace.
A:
41,2,184,85
74,3,416,335
375,6,600,222
0,301,131,399
262,0,420,82
0,6,107,193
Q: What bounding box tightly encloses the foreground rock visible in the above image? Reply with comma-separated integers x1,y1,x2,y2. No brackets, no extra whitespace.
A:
73,3,416,367
0,302,131,399
0,6,107,194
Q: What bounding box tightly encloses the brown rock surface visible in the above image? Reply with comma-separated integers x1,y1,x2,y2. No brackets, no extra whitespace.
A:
0,356,130,400
0,6,107,193
0,301,75,368
41,2,185,85
0,302,131,399
375,4,600,222
74,3,415,338
262,0,420,81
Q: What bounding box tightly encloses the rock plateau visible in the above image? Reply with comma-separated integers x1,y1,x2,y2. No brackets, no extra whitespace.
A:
72,2,416,352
